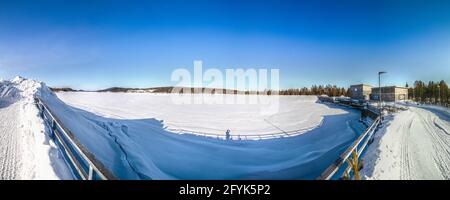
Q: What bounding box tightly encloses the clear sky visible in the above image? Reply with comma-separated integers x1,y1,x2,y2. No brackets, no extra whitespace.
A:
0,0,449,90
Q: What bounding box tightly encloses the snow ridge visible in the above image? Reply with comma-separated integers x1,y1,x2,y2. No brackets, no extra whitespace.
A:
0,76,71,180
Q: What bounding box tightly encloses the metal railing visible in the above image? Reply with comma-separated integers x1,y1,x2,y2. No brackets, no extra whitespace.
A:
167,124,320,141
35,97,116,180
317,115,381,180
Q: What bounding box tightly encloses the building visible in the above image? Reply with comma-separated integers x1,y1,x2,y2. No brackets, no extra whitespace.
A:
350,84,408,102
370,86,408,102
349,84,373,101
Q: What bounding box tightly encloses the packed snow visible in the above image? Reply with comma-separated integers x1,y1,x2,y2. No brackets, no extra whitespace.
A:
0,77,72,180
55,92,366,179
361,104,450,180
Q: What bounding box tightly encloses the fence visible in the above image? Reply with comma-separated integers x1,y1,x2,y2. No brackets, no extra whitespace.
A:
316,96,382,179
36,94,380,180
168,123,320,141
35,97,116,180
317,113,381,180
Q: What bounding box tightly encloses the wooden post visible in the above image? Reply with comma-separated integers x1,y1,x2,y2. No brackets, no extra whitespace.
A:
346,150,361,180
352,150,361,180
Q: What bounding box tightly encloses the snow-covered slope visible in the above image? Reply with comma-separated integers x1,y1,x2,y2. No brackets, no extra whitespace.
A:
0,77,72,180
361,106,450,180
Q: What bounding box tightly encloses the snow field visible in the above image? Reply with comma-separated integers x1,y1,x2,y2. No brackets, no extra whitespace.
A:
57,92,350,139
55,92,365,179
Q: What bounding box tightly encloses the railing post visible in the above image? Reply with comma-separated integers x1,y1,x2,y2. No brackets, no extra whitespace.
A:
88,165,94,180
39,104,44,119
350,150,361,180
50,120,57,140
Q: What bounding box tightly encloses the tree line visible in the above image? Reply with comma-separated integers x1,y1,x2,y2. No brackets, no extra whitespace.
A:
407,80,449,104
279,84,348,96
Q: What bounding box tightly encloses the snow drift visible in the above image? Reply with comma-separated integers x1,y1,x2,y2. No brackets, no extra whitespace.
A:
0,76,71,179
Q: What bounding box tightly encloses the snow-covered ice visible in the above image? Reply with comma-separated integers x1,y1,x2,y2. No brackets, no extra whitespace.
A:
57,92,353,138
55,92,366,179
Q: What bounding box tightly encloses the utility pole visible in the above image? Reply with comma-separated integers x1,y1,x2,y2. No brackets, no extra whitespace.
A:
437,85,440,105
378,71,386,110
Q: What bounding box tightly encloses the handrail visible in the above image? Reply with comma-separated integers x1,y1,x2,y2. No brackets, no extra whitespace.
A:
35,97,116,180
167,125,318,140
317,113,381,180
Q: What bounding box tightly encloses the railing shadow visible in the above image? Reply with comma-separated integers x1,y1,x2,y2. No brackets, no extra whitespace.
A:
0,99,15,109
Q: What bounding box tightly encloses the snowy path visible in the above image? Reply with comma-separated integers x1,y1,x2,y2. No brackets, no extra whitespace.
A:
362,106,450,180
0,102,21,180
0,77,73,180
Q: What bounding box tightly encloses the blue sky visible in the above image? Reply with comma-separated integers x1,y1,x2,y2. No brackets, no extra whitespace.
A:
0,0,449,90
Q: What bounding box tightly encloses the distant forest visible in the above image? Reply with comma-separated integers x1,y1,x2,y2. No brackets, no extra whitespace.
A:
50,80,450,106
407,80,449,104
278,85,348,96
51,85,350,96
92,85,350,97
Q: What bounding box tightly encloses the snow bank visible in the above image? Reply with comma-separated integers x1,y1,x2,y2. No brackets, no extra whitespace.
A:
0,76,72,179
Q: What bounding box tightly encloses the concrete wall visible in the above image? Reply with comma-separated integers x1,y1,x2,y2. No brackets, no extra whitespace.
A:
350,85,372,100
371,86,408,102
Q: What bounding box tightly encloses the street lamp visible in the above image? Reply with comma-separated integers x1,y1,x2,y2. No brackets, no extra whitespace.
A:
437,85,440,105
378,71,386,110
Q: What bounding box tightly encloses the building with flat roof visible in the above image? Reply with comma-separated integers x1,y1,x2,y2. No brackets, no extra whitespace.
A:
371,86,408,102
349,84,373,101
349,84,408,102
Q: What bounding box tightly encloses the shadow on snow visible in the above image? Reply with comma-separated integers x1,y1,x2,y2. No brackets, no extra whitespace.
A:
48,101,365,180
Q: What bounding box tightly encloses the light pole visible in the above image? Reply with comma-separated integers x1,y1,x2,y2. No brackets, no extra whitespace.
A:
378,71,386,110
437,85,440,105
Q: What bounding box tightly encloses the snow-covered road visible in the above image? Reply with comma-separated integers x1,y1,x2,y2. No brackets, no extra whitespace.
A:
362,106,450,180
0,77,72,180
0,102,21,179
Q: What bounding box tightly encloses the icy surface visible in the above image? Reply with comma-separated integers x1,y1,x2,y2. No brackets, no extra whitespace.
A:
56,92,365,179
57,93,351,138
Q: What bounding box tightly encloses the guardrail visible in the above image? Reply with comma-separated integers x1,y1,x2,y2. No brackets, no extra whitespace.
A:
317,115,381,180
35,97,116,180
168,124,320,141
